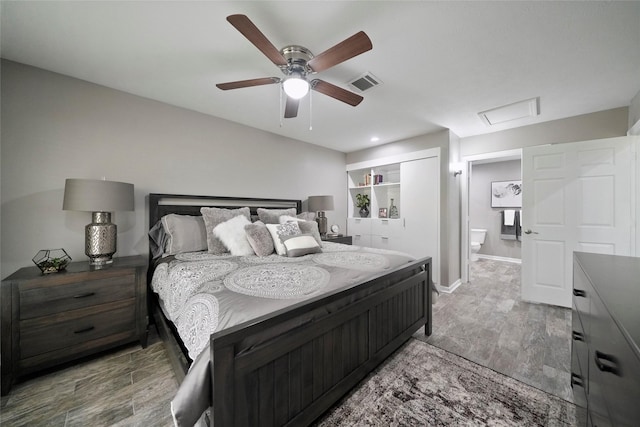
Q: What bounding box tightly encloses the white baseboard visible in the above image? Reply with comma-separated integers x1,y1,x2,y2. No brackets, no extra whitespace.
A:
437,279,462,294
476,254,522,264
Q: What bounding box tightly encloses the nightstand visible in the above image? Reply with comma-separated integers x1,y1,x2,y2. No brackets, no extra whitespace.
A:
1,255,147,395
321,235,352,245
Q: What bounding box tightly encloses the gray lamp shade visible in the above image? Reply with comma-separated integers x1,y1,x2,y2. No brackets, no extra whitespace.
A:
308,195,334,212
63,179,134,212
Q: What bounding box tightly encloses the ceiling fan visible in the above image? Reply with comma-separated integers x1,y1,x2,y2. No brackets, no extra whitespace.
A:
216,14,373,119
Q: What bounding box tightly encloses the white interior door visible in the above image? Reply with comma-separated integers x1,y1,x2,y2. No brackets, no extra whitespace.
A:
521,136,633,308
401,156,440,286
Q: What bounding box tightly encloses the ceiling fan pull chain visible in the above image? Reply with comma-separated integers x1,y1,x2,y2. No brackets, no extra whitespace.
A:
279,84,284,127
309,90,313,131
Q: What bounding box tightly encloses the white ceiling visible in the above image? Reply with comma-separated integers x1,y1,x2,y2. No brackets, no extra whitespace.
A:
2,1,639,153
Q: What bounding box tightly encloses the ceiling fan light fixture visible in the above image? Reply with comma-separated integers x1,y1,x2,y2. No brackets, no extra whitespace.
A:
283,75,309,99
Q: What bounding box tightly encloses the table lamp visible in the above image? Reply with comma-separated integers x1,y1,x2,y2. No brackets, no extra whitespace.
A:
63,178,134,266
308,195,334,237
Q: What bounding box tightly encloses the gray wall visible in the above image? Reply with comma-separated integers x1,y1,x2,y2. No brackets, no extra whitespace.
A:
470,160,522,260
1,60,347,278
629,89,640,133
460,107,629,157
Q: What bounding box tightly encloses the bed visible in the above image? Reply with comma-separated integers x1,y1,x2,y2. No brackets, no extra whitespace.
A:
147,193,432,426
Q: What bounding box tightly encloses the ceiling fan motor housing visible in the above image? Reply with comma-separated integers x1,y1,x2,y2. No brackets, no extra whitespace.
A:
280,45,314,76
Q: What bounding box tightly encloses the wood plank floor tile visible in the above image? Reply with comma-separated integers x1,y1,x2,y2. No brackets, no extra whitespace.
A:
416,258,573,402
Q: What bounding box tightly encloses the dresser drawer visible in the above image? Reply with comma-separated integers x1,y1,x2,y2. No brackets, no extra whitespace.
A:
572,262,591,317
20,300,136,359
571,349,589,427
572,301,589,380
19,272,135,319
372,218,403,237
591,296,640,427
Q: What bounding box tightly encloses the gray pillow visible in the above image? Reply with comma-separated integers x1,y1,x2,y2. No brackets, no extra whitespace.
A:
161,214,208,255
297,211,316,221
297,220,322,246
257,208,297,224
244,222,274,257
201,207,251,254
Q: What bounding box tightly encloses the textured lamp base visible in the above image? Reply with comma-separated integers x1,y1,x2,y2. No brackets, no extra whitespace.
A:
86,212,117,265
316,211,328,237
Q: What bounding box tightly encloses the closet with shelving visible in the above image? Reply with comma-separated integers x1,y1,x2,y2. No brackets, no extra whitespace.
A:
346,151,440,284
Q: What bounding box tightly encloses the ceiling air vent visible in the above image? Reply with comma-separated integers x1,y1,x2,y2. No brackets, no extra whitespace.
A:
348,72,382,92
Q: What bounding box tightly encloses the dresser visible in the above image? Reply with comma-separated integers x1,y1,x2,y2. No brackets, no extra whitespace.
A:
572,252,640,427
1,255,148,395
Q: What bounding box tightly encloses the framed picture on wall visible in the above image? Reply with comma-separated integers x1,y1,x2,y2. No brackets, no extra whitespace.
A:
491,180,522,208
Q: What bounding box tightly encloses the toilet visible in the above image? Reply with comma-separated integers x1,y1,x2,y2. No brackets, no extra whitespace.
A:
470,229,487,261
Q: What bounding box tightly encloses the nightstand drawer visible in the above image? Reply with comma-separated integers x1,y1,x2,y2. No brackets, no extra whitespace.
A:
19,273,135,319
20,300,136,359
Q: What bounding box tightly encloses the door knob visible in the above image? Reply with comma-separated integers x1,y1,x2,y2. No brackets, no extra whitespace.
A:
524,229,538,235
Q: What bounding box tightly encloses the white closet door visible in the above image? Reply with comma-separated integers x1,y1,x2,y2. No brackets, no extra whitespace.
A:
401,156,440,285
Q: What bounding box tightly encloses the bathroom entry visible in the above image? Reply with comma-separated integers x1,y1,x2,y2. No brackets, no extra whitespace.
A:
461,149,523,284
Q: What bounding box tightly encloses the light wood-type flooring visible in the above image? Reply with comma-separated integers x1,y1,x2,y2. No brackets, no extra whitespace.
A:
1,257,572,426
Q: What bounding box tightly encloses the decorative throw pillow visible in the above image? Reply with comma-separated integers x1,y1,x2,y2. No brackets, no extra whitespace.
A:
257,208,297,224
266,222,301,255
201,207,251,254
212,215,254,256
160,214,208,255
279,216,322,246
279,215,303,223
297,211,316,221
244,222,274,257
281,234,322,257
297,220,323,246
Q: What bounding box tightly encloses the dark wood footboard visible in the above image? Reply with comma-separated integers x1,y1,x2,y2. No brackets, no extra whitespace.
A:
210,257,431,426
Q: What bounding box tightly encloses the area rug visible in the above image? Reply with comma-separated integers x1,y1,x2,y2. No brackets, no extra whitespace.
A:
316,338,576,426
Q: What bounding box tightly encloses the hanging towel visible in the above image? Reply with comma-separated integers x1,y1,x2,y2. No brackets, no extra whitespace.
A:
500,210,517,240
503,209,516,226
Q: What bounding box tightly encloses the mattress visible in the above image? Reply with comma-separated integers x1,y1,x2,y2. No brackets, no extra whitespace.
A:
150,241,415,426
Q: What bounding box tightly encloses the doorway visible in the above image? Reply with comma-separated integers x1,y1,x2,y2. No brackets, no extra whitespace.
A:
461,149,522,284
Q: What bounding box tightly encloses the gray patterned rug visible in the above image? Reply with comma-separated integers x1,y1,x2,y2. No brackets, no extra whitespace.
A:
316,338,577,426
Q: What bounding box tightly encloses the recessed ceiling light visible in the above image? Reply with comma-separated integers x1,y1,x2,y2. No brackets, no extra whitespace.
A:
370,136,380,142
478,97,540,126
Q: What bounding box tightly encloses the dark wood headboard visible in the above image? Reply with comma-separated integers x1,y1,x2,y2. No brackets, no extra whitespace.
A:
148,193,302,229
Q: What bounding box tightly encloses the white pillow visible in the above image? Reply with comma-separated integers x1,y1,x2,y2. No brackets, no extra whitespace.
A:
279,215,304,224
266,222,302,255
281,234,322,257
212,215,254,256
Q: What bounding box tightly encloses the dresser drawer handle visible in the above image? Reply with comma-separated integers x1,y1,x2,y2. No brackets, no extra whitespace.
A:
572,289,586,297
73,292,96,299
594,350,620,376
570,373,584,388
74,326,95,334
572,331,584,341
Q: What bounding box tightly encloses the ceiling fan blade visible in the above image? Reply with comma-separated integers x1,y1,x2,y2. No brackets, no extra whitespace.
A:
227,14,288,67
308,31,372,73
216,77,280,91
284,97,299,118
311,79,363,106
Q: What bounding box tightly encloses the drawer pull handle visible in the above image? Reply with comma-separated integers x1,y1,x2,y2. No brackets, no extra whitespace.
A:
572,331,584,341
73,292,96,299
74,326,95,334
594,350,620,376
570,373,584,388
572,289,586,297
